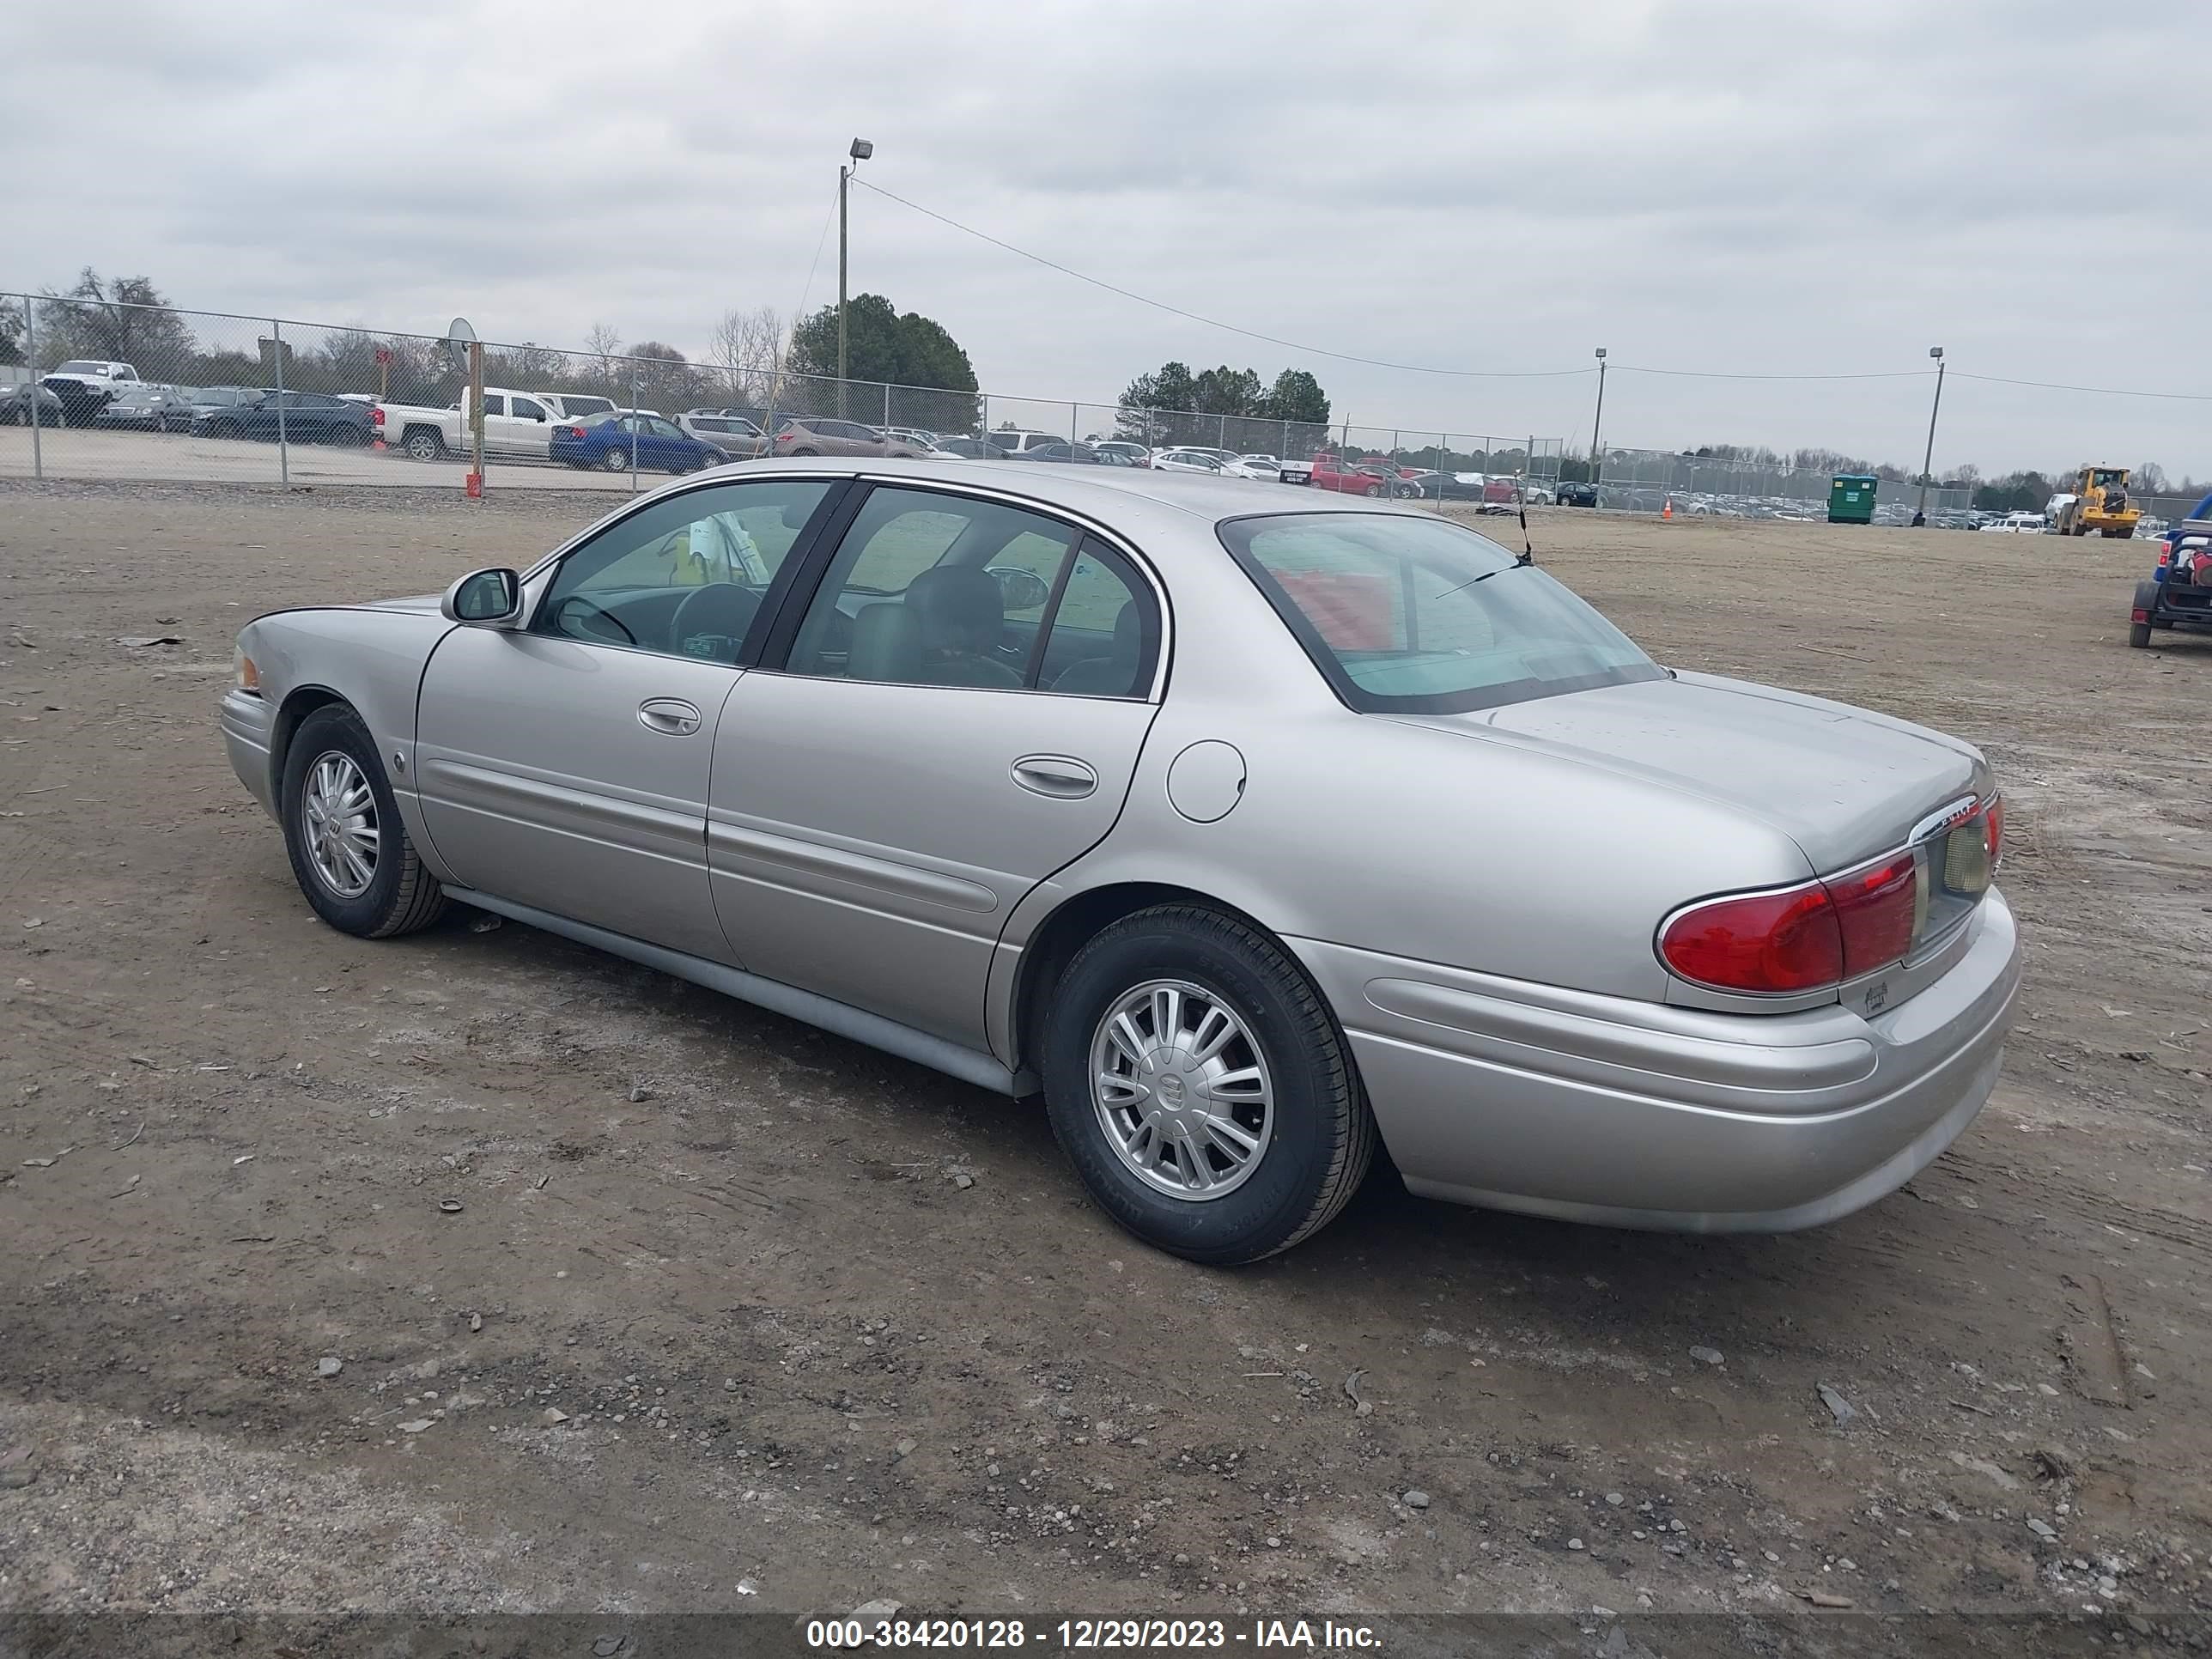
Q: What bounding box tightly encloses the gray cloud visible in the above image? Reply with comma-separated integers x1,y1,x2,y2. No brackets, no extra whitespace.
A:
4,0,2204,476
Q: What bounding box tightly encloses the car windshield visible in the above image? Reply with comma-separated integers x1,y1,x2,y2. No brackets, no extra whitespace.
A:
1219,512,1663,714
55,361,108,374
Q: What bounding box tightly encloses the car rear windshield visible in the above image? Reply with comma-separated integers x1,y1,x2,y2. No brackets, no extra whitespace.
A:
1218,512,1663,714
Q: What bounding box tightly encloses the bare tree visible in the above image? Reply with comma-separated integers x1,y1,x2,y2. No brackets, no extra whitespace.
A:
582,324,623,397
705,305,787,408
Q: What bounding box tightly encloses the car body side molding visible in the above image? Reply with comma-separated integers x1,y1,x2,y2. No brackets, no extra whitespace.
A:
445,887,1018,1096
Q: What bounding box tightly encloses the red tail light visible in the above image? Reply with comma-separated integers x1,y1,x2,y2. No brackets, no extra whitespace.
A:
561,425,583,438
371,406,385,426
1827,854,1918,974
1660,883,1844,994
1985,794,2003,872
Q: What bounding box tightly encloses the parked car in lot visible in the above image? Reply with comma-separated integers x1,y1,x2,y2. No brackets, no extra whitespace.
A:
1555,480,1600,507
0,383,66,426
201,391,377,446
220,459,2018,1263
171,386,262,432
40,359,140,424
678,409,770,459
934,437,997,459
92,383,195,430
1091,441,1152,467
548,410,723,473
984,430,1068,459
538,393,617,423
1309,453,1412,496
374,387,566,461
768,416,925,459
1154,449,1266,480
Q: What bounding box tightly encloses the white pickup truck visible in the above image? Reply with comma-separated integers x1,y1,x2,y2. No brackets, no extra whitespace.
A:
373,386,580,461
41,360,141,424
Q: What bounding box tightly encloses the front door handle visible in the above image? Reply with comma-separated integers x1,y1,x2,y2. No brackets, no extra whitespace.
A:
638,697,703,736
1012,755,1098,799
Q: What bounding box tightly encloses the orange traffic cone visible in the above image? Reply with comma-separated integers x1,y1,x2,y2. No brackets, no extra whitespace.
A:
1662,495,1674,520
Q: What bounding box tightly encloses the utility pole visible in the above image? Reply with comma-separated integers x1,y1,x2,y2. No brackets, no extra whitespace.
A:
839,137,873,421
1915,346,1946,527
1589,348,1607,494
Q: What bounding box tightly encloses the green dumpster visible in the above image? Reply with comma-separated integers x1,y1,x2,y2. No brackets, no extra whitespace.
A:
1827,473,1877,525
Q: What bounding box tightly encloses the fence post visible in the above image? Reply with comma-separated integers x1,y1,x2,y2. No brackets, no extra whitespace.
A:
271,319,289,487
23,294,40,482
979,393,989,442
1281,417,1290,462
1218,411,1228,451
629,362,640,493
1071,401,1079,446
883,380,891,430
1436,434,1447,505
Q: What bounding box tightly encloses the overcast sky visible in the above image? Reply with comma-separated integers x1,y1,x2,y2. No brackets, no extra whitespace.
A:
6,1,2205,477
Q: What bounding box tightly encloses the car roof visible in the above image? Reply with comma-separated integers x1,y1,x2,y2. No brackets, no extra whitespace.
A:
658,454,1442,528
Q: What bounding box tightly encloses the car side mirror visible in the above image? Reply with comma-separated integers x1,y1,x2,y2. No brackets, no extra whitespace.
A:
442,567,523,626
984,566,1053,612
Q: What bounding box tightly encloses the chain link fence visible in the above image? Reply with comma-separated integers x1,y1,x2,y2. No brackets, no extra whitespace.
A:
12,289,2180,530
0,291,1577,502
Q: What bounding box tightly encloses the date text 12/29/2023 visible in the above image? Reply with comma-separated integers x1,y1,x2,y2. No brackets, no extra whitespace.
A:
805,1616,1382,1650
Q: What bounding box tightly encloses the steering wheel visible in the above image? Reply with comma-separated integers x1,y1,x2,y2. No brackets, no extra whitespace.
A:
550,593,637,646
668,581,761,662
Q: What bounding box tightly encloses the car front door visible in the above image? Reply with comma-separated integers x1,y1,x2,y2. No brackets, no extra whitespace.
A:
708,483,1164,1049
413,477,842,963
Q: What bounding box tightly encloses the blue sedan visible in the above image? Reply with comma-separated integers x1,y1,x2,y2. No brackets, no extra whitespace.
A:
550,410,723,474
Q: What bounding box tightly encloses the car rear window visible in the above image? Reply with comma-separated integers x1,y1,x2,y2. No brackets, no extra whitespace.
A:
1218,512,1662,714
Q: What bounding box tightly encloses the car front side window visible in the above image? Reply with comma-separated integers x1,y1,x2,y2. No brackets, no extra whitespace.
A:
533,479,835,663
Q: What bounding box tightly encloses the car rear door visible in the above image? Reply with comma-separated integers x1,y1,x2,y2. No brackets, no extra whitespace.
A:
708,483,1164,1049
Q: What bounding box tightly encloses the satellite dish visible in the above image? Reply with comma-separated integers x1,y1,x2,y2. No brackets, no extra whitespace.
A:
447,317,477,344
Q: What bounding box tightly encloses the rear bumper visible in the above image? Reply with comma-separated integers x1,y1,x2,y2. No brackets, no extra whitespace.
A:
220,689,277,820
1291,890,2021,1232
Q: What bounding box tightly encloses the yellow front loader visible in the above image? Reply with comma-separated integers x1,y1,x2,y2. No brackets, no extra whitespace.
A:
2055,466,2141,538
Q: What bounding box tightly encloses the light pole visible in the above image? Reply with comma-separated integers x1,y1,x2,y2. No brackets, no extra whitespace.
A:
1588,348,1607,493
1915,346,1946,527
838,137,873,419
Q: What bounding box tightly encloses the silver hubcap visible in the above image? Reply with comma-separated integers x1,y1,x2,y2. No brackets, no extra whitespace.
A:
1090,979,1273,1200
301,750,378,899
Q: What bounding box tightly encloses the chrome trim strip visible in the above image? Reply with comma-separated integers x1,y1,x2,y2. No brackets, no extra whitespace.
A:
1910,794,1983,846
707,820,1000,914
419,759,699,849
444,888,1018,1096
1363,976,1877,1092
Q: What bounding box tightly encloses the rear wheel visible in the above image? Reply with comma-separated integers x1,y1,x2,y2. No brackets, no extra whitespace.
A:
2129,620,2153,647
1041,905,1376,1264
280,705,447,939
404,428,444,462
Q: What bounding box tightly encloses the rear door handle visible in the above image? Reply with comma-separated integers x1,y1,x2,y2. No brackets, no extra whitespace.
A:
638,697,703,736
1012,755,1098,799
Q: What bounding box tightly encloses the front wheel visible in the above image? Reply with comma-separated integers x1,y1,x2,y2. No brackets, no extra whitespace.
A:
1362,482,1382,498
280,704,447,939
1041,905,1376,1265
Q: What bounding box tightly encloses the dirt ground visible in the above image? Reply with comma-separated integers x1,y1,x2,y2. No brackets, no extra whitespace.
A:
1,481,2207,1637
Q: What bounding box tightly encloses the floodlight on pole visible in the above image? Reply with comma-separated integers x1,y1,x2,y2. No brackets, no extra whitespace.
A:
839,138,874,415
1916,346,1947,527
1589,348,1608,493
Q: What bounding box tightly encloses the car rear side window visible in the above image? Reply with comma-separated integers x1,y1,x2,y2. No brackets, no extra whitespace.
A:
1219,512,1662,714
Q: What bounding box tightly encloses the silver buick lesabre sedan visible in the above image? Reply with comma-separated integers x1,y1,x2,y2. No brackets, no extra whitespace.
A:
221,459,2019,1263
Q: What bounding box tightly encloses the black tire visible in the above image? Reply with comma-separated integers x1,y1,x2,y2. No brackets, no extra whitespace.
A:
280,704,447,939
1040,905,1376,1265
601,446,632,472
790,447,820,457
2129,620,2153,647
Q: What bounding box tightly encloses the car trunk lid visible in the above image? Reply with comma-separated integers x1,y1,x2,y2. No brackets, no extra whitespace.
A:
1395,670,1986,876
